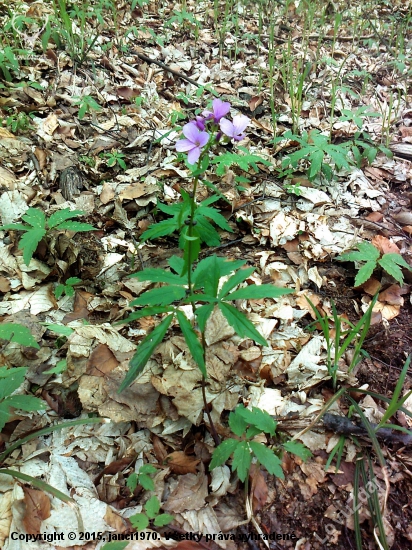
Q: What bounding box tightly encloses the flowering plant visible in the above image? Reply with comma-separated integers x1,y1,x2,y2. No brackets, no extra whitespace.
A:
117,97,293,446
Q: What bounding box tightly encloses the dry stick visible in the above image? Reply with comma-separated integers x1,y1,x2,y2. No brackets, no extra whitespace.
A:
129,50,202,88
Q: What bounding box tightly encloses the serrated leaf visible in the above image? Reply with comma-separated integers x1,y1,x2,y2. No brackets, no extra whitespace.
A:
22,208,45,228
236,406,277,436
43,359,67,375
194,215,221,246
219,302,267,346
140,219,178,242
66,277,82,285
126,472,138,492
249,441,284,479
119,314,174,391
139,464,157,475
55,284,65,299
226,284,294,301
0,323,39,348
327,147,350,169
354,261,376,287
218,267,255,298
168,255,185,275
129,513,149,531
153,514,174,527
5,395,46,412
176,310,206,377
139,475,155,490
130,268,185,285
309,149,324,179
283,440,312,461
19,227,46,266
232,441,252,482
54,221,96,232
229,408,248,437
195,303,214,333
196,206,233,232
379,253,412,285
209,438,239,470
193,255,222,296
131,285,186,307
47,209,85,229
145,496,160,519
0,367,27,400
338,242,380,263
0,223,28,231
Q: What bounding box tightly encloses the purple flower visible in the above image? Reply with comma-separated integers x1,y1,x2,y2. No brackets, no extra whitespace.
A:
194,116,206,131
202,98,231,123
220,114,250,141
176,122,209,164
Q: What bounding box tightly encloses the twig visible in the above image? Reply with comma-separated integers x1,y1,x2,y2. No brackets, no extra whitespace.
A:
129,50,202,88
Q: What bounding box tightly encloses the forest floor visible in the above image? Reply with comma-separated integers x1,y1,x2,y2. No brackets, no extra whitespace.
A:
0,0,412,549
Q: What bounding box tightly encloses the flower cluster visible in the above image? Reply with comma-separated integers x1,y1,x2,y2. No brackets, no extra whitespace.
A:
176,98,250,164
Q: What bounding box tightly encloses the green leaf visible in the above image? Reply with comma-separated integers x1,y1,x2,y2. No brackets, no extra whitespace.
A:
138,474,155,491
54,284,65,299
47,209,85,229
145,496,160,519
65,277,82,285
140,220,179,242
153,513,174,527
114,306,175,325
42,324,74,336
379,253,412,285
0,402,10,432
130,285,186,307
209,438,239,469
219,302,267,346
99,542,129,550
193,255,222,296
232,441,252,482
0,367,27,400
354,261,376,287
43,359,67,375
195,303,214,333
22,208,45,228
0,223,28,231
226,284,294,301
218,267,255,298
283,441,312,461
228,408,248,437
194,216,221,246
327,146,350,169
5,395,46,412
19,227,46,266
129,513,149,531
119,314,174,391
337,242,380,263
236,405,277,436
130,268,185,285
0,323,39,348
54,221,96,232
196,206,232,232
168,255,185,275
139,464,157,475
126,472,138,492
249,441,284,479
176,311,206,377
308,149,324,179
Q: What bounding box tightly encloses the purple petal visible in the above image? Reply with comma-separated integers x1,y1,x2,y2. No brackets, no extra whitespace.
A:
212,98,231,121
176,138,196,152
202,109,213,120
187,146,201,164
232,115,250,135
182,122,202,142
197,131,210,147
219,118,235,138
194,116,206,131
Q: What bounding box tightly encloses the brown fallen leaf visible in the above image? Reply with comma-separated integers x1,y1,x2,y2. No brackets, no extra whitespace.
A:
249,464,268,513
371,235,400,255
22,487,50,534
165,451,200,475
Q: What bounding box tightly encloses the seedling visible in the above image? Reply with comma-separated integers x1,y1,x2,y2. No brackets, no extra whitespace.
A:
0,207,96,267
210,404,311,482
102,150,127,170
5,110,35,134
127,463,157,493
129,496,173,530
337,241,412,287
55,277,82,299
72,95,102,120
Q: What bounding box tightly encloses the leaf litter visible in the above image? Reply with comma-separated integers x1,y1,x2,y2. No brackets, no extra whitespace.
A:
0,0,412,548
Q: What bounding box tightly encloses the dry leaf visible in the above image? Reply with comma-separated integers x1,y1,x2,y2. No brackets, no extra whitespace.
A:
22,487,50,534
